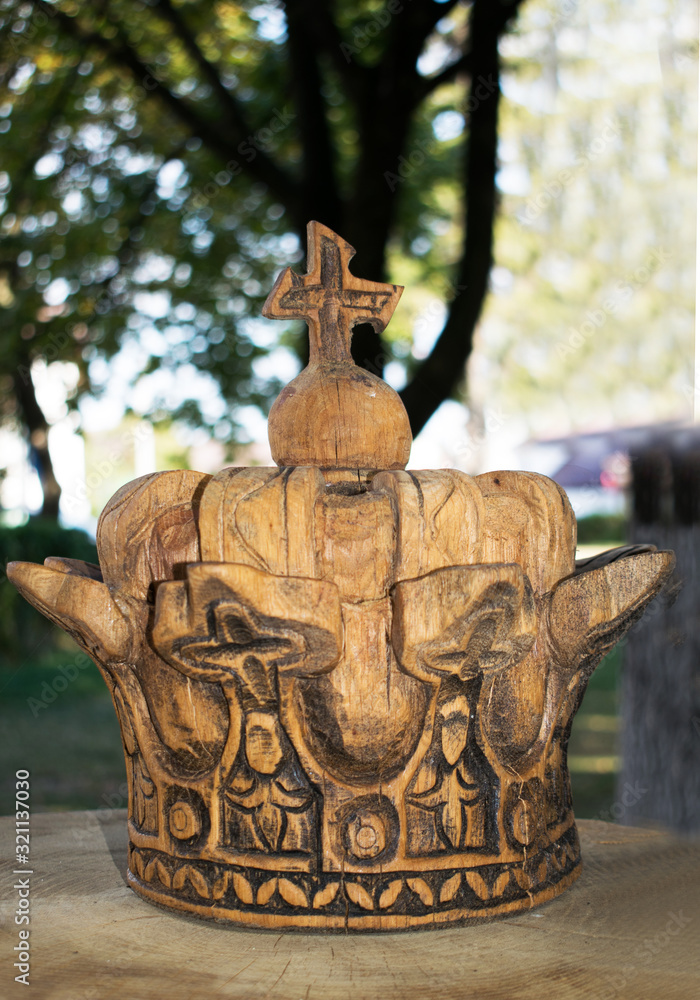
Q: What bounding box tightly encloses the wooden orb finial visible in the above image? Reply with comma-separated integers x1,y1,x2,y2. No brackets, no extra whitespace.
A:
262,221,412,469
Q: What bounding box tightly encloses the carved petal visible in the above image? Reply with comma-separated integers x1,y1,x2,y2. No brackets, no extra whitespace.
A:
232,873,254,904
277,878,308,908
392,564,536,683
464,871,490,901
345,882,374,910
407,877,433,907
312,883,339,908
439,873,461,903
6,561,130,661
378,880,403,909
549,549,675,674
154,562,342,683
257,879,277,905
97,470,210,600
493,872,511,897
476,471,577,594
441,701,470,766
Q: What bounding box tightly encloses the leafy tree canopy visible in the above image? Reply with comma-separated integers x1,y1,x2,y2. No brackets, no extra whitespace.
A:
0,0,525,516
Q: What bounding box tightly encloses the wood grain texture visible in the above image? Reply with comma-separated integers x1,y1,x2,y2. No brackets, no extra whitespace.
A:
263,221,411,469
1,811,698,999
6,467,674,929
5,223,677,932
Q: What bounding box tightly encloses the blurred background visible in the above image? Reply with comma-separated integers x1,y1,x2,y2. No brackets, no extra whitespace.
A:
0,0,697,826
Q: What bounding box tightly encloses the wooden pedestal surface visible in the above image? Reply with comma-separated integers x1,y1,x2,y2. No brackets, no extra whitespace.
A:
1,810,698,1000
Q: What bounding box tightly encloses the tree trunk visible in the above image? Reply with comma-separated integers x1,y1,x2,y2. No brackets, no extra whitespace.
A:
12,356,62,520
620,442,700,833
399,0,509,435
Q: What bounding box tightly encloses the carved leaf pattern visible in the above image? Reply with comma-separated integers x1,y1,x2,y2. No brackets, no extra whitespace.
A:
278,878,308,908
256,800,285,852
378,880,403,910
257,879,277,905
407,877,433,907
130,850,145,878
232,873,254,904
156,860,172,888
493,872,510,897
173,865,210,898
188,867,211,899
513,868,532,891
211,873,229,900
439,872,462,903
312,883,340,909
464,871,490,901
345,882,374,911
143,857,171,887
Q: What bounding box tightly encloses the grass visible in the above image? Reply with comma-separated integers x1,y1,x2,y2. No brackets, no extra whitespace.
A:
567,644,621,820
0,632,125,815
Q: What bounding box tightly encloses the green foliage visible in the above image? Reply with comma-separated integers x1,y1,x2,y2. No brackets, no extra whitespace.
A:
0,0,287,443
0,684,124,812
0,0,492,451
0,519,97,660
576,513,626,545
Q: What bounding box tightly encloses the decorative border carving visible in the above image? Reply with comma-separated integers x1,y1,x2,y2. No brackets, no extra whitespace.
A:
128,824,581,929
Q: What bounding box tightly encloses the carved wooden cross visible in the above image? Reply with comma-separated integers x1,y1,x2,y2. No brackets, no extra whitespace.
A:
262,221,403,363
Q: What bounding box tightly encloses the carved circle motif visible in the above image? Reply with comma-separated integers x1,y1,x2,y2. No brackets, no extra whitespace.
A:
348,811,386,859
338,795,399,863
169,800,201,840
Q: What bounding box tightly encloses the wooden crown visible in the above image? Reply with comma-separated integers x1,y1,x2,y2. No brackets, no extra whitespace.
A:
8,223,674,931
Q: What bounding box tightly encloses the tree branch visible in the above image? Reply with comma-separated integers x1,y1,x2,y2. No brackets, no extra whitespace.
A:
13,350,62,518
32,0,301,211
300,0,366,105
150,0,250,135
282,0,343,230
7,61,82,207
399,0,526,435
417,50,474,100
